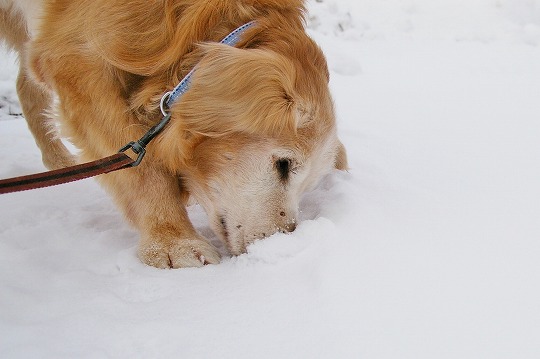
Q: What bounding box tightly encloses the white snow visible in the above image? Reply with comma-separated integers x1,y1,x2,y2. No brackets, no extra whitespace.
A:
1,0,540,358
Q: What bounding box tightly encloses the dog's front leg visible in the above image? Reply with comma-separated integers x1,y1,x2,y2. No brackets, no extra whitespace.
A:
100,164,221,269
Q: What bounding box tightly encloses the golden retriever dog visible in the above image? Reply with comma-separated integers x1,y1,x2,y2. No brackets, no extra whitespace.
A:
1,0,347,268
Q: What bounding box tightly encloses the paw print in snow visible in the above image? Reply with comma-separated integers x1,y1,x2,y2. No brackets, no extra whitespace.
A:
307,0,354,36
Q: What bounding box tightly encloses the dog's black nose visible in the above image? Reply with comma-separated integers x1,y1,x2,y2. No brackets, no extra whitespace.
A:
281,221,297,233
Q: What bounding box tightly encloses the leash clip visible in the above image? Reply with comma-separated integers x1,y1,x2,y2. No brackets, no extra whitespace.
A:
119,113,172,167
119,141,146,167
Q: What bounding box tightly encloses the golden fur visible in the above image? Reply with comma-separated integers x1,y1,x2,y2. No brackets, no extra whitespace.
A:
1,0,347,268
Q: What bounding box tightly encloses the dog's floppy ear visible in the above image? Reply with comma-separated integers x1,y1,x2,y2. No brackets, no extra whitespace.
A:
335,141,348,170
173,44,302,137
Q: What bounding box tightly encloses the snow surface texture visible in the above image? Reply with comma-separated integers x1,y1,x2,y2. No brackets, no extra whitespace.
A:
1,0,540,358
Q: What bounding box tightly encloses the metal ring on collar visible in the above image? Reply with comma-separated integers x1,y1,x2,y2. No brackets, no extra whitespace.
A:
160,91,172,117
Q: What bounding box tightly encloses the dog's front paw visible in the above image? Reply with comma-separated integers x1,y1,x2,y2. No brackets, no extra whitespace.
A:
138,235,221,269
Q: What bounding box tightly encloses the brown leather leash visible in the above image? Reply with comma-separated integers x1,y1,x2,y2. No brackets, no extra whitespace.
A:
0,153,135,194
0,112,172,195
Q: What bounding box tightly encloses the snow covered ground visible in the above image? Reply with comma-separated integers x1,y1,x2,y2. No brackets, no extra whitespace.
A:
1,0,540,358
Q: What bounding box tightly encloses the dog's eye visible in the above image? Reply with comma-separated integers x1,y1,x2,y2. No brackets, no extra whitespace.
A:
275,158,290,181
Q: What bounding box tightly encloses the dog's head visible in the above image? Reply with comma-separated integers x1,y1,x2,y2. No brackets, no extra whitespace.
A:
156,39,347,254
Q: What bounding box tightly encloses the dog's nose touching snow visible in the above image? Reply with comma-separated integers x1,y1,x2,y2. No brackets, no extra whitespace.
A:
218,210,298,255
246,216,298,245
278,220,297,234
278,211,297,233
